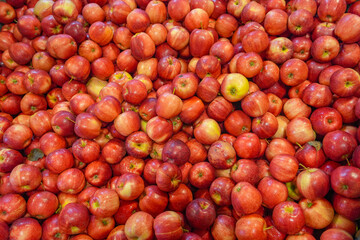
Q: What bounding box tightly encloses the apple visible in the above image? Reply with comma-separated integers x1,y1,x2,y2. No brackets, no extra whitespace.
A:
266,37,294,64
194,118,221,145
124,211,154,240
154,211,183,240
270,154,299,183
235,214,267,240
231,159,259,185
156,162,182,192
9,163,42,193
327,214,357,236
85,160,112,187
27,191,59,219
42,214,69,240
332,194,360,221
189,162,216,189
0,193,26,224
186,198,216,229
9,217,42,240
322,130,357,162
59,202,90,235
334,13,360,43
320,228,353,240
286,117,316,145
209,177,235,207
231,181,262,215
115,172,145,200
89,188,119,217
258,176,288,209
299,198,334,230
179,96,205,125
331,166,360,199
252,111,278,139
57,168,85,194
125,131,152,159
272,201,306,235
296,168,330,200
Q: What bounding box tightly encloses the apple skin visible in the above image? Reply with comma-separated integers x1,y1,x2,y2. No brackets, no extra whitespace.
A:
310,107,343,136
107,225,127,240
194,118,221,145
124,211,154,240
258,176,288,209
235,214,267,240
59,203,90,235
252,112,278,139
9,217,42,240
9,163,42,193
270,154,299,183
320,228,353,240
299,198,334,230
322,130,357,162
286,117,316,146
154,211,183,240
185,198,216,230
189,162,216,189
208,140,236,169
3,124,33,150
272,201,306,235
224,110,251,136
209,177,235,207
327,214,357,236
41,214,69,240
265,138,295,162
0,193,26,224
0,148,24,173
295,141,326,168
331,166,360,199
115,172,145,201
296,168,330,200
139,185,168,218
332,193,360,221
89,188,120,218
231,181,262,215
27,191,59,220
162,139,190,166
230,159,259,185
334,13,360,44
57,168,85,194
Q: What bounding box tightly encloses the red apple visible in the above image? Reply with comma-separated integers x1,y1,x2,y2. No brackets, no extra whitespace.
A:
231,181,262,215
124,211,154,240
59,202,90,235
272,201,306,235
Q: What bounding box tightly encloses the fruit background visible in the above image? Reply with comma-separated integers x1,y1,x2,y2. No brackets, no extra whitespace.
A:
0,0,360,239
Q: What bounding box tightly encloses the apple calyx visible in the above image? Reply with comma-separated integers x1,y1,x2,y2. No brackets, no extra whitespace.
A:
284,205,294,213
306,200,313,208
199,201,209,210
211,192,221,204
70,226,80,234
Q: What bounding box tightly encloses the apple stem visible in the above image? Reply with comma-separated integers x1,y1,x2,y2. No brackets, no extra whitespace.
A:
65,117,76,124
55,204,62,214
182,228,189,233
296,142,303,149
173,87,176,94
345,157,351,166
299,163,308,171
264,226,274,231
265,138,270,144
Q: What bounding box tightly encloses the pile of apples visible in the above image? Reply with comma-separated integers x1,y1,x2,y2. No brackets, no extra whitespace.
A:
1,0,360,239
